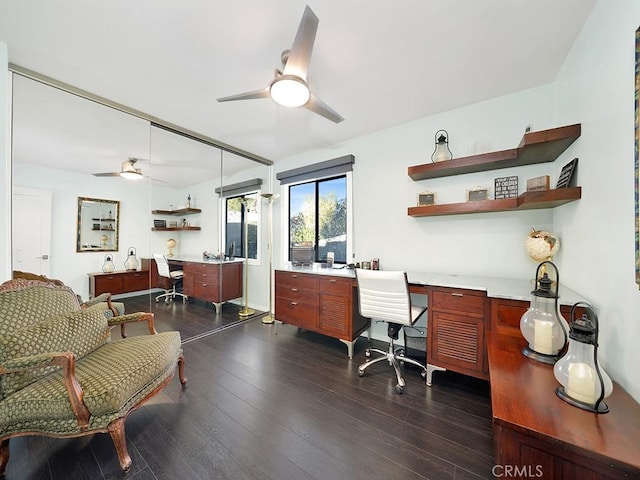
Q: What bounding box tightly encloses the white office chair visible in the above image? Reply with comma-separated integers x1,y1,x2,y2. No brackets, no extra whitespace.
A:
356,269,444,393
153,253,187,303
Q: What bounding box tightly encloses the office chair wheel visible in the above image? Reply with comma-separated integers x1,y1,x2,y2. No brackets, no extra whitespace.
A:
365,349,371,358
394,384,404,394
358,368,365,377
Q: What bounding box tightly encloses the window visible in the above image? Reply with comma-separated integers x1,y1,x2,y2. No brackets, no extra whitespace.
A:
225,192,259,259
289,175,348,264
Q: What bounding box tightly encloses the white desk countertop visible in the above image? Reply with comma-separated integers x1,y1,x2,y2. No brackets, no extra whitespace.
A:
277,265,585,306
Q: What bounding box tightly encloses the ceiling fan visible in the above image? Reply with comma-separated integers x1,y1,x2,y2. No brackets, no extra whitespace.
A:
92,158,167,183
217,5,343,123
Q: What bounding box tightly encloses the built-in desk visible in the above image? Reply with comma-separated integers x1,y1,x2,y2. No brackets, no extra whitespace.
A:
276,266,640,476
143,256,243,314
276,267,582,375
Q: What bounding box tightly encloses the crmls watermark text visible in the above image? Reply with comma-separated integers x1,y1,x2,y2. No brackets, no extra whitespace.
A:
492,464,544,478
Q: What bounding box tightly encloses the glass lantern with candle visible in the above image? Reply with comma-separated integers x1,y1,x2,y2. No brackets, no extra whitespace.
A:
554,302,612,413
431,129,453,162
124,247,139,271
520,261,568,364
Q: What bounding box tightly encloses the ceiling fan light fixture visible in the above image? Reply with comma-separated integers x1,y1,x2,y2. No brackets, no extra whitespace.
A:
120,169,143,180
270,75,310,107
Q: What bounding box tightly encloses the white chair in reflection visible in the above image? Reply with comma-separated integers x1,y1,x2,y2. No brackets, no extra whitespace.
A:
153,253,187,303
355,269,445,393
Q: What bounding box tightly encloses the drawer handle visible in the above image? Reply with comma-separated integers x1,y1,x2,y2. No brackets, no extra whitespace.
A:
292,274,298,278
291,288,298,292
290,301,298,306
329,279,336,283
201,283,208,287
451,293,464,297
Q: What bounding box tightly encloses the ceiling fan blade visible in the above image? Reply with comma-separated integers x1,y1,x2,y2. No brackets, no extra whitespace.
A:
283,5,319,80
217,87,270,103
93,172,120,177
305,93,344,123
146,176,168,184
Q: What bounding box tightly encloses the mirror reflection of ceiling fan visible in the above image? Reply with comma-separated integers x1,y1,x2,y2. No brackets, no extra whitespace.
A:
217,5,343,123
92,158,168,183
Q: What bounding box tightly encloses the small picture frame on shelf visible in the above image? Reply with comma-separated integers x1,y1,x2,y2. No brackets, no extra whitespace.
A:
494,175,518,199
467,187,489,202
169,221,178,228
417,192,437,206
526,175,550,192
153,219,166,228
556,158,578,188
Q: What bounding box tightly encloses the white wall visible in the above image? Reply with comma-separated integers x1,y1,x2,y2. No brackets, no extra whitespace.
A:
0,44,9,282
552,0,640,402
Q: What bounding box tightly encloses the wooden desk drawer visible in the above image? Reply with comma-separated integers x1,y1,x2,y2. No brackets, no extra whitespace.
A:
96,275,124,293
318,276,351,297
275,297,317,329
276,271,318,290
431,288,486,314
123,271,149,291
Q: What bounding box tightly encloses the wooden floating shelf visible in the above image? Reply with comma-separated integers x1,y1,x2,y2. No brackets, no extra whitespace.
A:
408,187,581,217
151,208,201,216
151,226,201,231
408,124,581,180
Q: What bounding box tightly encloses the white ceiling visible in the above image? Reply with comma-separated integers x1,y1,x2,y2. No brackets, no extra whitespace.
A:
0,0,596,182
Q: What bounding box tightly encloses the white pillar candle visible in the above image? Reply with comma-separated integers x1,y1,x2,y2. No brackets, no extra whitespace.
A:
567,362,597,404
533,319,553,354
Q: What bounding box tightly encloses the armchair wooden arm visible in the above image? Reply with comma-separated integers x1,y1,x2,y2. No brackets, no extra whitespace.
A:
0,352,91,430
107,312,157,337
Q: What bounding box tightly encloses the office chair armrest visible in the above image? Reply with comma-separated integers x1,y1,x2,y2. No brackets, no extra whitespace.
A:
108,312,157,337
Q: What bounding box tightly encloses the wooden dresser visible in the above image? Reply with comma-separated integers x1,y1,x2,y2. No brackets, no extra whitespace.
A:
88,268,150,297
275,269,370,358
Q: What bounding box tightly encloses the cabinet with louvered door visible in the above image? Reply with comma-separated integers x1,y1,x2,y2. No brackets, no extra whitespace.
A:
318,276,352,338
427,286,489,380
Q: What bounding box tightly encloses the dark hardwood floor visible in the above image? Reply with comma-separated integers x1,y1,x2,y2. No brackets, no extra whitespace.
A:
5,294,494,480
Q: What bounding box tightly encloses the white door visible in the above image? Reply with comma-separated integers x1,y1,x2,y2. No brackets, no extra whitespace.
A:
12,187,52,276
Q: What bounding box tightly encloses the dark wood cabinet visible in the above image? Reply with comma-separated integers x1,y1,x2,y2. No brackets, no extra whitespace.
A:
88,268,151,297
490,297,576,338
275,270,370,358
427,286,489,380
182,261,242,313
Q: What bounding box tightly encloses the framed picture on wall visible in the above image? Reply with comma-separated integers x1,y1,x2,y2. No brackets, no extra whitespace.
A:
417,192,436,206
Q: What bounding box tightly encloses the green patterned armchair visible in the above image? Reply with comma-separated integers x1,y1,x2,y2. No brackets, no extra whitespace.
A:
0,279,186,473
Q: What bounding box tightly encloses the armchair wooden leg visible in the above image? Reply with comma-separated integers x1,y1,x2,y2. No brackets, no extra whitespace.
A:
0,438,10,476
178,353,187,387
107,418,132,473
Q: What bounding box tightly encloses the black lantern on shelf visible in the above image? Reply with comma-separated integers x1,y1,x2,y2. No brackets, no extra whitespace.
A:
554,302,613,413
124,247,139,271
431,129,453,163
102,254,115,273
519,261,568,364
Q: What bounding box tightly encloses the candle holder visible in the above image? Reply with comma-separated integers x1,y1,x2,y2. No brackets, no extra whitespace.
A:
124,247,139,271
431,129,453,162
102,254,115,273
554,302,613,413
520,261,568,364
